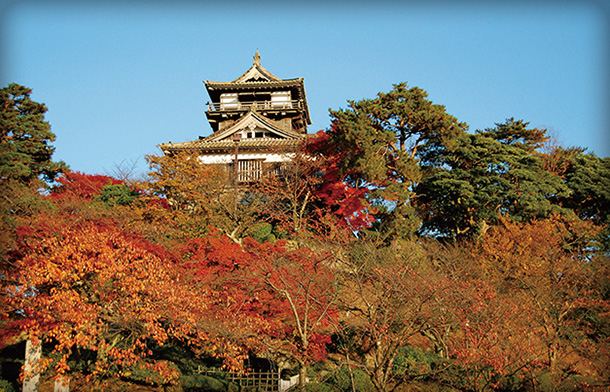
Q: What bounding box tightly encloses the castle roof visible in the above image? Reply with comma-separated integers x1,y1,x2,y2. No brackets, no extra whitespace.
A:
203,51,311,126
160,51,311,156
160,110,308,154
160,137,302,154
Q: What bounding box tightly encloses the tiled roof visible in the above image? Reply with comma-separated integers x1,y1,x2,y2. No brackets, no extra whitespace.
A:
205,79,304,90
160,137,303,153
204,51,305,93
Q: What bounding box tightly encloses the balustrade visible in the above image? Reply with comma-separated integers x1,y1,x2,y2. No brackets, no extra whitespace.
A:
208,100,301,112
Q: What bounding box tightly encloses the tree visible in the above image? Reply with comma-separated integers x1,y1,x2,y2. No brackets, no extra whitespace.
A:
561,151,610,250
441,279,543,392
50,171,138,204
1,217,261,387
416,119,571,238
242,239,339,389
333,235,575,392
314,83,466,241
0,178,53,274
0,83,66,183
252,145,323,237
305,131,376,236
145,151,246,240
46,171,149,242
465,216,610,389
95,183,140,207
146,151,228,213
1,167,281,387
173,230,275,373
336,241,451,392
250,143,358,243
175,231,341,387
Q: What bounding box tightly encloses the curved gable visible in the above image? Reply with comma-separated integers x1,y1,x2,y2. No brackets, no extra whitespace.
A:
205,111,303,142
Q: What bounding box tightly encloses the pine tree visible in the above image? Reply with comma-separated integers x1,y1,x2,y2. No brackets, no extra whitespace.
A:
0,83,66,183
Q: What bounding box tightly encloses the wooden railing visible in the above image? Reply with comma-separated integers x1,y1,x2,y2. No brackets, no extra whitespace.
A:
207,100,302,112
196,367,280,392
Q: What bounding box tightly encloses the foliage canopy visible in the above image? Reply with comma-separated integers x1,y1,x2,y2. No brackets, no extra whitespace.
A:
1,81,609,392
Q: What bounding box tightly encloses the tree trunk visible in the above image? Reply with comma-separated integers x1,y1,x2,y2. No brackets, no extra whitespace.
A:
298,364,307,390
548,342,558,372
370,371,387,392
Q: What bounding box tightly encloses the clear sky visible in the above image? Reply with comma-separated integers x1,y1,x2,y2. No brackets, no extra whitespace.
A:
1,0,608,177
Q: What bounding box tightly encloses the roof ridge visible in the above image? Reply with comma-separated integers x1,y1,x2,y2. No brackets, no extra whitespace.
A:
230,51,282,83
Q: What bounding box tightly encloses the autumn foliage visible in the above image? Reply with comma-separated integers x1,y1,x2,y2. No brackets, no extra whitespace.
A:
4,219,241,384
2,82,610,392
50,171,126,200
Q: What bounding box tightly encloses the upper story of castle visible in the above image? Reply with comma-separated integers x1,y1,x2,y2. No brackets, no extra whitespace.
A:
204,50,311,135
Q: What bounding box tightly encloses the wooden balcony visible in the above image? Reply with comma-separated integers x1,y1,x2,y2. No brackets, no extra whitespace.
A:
207,100,302,113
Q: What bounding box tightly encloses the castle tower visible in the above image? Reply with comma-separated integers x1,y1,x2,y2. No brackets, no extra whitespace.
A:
159,51,311,183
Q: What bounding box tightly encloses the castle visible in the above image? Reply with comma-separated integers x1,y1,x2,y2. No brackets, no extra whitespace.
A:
159,51,311,183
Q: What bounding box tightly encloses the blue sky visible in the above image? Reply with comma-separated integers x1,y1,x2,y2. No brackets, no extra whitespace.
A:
1,1,608,177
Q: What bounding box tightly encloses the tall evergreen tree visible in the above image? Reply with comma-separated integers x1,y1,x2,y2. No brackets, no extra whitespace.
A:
416,119,571,238
0,83,66,183
322,82,466,240
560,152,610,250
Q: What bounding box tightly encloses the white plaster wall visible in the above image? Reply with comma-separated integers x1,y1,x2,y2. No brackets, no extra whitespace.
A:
197,152,294,164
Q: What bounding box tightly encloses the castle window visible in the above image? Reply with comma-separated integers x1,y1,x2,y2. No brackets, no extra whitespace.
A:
232,159,263,182
271,91,291,109
220,93,239,110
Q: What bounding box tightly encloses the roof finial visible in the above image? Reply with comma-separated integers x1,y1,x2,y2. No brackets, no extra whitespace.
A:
253,49,261,66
